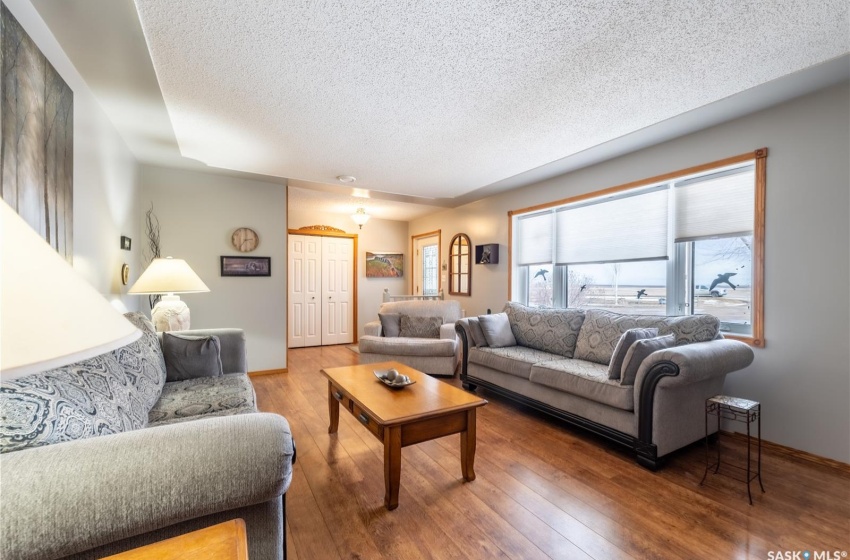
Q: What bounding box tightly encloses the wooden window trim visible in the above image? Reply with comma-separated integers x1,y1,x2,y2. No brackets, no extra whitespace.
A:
410,230,442,295
508,148,767,347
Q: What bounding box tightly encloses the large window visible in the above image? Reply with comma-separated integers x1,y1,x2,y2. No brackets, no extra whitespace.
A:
510,149,766,346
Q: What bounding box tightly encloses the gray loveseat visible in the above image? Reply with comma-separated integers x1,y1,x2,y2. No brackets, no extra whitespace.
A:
456,302,754,469
0,312,294,560
359,299,463,376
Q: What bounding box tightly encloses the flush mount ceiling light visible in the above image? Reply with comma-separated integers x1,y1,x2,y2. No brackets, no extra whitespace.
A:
337,175,357,184
351,207,370,229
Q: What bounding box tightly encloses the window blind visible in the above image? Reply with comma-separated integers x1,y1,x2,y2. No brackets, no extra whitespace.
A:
555,187,669,265
674,166,755,242
516,211,553,265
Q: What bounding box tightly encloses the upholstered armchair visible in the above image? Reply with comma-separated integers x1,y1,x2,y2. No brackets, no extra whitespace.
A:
358,300,463,376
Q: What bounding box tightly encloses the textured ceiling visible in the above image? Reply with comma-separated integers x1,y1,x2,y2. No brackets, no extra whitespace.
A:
288,186,442,222
134,0,847,199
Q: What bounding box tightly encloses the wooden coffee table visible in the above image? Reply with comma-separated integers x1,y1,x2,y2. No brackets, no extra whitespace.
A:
321,361,487,510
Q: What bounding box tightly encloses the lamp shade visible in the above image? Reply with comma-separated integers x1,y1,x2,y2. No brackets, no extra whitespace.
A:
1,200,142,380
128,257,210,294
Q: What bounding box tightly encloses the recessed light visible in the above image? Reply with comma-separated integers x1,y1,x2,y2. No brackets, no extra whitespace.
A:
337,175,357,184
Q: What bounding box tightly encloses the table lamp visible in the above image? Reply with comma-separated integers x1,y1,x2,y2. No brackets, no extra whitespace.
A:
128,257,209,331
1,200,141,380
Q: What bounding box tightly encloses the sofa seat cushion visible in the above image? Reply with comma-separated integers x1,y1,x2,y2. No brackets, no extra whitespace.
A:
359,335,457,357
469,346,563,380
148,374,256,426
574,309,721,365
529,359,634,411
504,302,586,357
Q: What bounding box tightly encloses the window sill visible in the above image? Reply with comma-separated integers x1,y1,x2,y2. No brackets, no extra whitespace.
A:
723,333,764,348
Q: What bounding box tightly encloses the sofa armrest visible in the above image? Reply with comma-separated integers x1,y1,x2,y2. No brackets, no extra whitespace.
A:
364,321,382,337
439,323,458,340
158,328,247,375
0,413,293,560
455,319,472,379
634,339,755,392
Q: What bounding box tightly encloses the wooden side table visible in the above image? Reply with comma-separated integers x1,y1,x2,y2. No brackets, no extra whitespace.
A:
700,395,765,505
102,519,248,560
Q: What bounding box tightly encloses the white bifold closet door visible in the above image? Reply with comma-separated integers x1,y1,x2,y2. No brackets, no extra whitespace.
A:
288,234,353,348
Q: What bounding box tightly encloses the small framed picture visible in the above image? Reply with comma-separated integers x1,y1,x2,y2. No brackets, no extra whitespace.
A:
221,256,271,277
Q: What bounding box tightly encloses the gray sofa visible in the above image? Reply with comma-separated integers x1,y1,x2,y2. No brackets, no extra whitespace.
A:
456,302,754,469
359,299,463,376
0,312,294,560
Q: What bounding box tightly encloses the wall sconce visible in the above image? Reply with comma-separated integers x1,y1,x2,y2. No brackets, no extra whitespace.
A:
351,207,370,229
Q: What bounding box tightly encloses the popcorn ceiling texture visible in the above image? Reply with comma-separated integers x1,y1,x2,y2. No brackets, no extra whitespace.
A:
134,0,848,198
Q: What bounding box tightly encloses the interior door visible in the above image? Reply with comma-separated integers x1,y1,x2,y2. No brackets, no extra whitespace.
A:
287,235,322,348
412,234,440,296
321,236,353,345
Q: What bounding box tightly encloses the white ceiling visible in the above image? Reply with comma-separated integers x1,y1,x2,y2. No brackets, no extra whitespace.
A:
287,186,442,222
131,0,848,200
29,0,849,217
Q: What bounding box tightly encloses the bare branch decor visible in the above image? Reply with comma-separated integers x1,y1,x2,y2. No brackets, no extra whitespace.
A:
142,204,162,309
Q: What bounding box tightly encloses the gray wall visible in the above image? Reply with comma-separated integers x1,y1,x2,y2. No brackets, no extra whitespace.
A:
288,202,409,338
7,1,142,313
410,83,850,463
140,165,287,371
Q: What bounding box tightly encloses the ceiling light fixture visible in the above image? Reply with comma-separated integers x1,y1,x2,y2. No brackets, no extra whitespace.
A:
351,207,370,229
337,175,357,184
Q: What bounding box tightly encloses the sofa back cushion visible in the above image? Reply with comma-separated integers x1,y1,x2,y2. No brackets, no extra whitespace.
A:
378,300,462,324
114,313,167,411
0,352,148,454
504,302,585,357
574,309,720,365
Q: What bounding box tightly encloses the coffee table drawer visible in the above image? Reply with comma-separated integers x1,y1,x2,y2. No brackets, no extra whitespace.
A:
350,402,383,440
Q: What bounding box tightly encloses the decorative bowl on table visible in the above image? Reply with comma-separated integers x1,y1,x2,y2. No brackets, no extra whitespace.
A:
374,368,416,389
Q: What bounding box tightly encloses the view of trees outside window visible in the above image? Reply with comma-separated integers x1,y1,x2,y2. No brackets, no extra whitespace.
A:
527,264,553,307
692,236,752,326
566,261,668,315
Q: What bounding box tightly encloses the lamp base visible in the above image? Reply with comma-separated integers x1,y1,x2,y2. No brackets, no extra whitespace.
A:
151,295,191,332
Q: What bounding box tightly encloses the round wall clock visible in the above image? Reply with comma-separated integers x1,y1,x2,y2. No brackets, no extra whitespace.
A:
231,227,259,252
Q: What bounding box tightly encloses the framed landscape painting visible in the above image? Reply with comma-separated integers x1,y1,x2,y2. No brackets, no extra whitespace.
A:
366,252,403,278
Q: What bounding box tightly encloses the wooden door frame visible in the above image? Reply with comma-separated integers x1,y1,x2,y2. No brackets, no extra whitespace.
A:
410,230,441,296
287,226,358,350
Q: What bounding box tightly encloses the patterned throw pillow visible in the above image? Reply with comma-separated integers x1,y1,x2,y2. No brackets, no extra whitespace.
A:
503,302,585,357
115,312,167,411
0,352,148,454
399,315,442,338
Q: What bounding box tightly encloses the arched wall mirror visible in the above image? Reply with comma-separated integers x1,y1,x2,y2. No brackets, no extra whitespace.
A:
449,233,471,296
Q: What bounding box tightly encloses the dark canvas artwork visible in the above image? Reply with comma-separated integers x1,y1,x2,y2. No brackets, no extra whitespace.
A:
1,4,74,262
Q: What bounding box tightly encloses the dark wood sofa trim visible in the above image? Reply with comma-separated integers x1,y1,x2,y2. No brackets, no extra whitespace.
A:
456,324,679,470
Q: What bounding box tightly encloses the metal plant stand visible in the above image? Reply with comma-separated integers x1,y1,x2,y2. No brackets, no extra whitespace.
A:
700,395,765,505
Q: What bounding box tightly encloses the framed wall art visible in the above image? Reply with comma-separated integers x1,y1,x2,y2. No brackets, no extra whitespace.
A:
365,252,403,278
220,256,271,277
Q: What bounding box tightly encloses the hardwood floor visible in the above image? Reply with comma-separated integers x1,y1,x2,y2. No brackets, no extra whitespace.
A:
254,346,850,559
